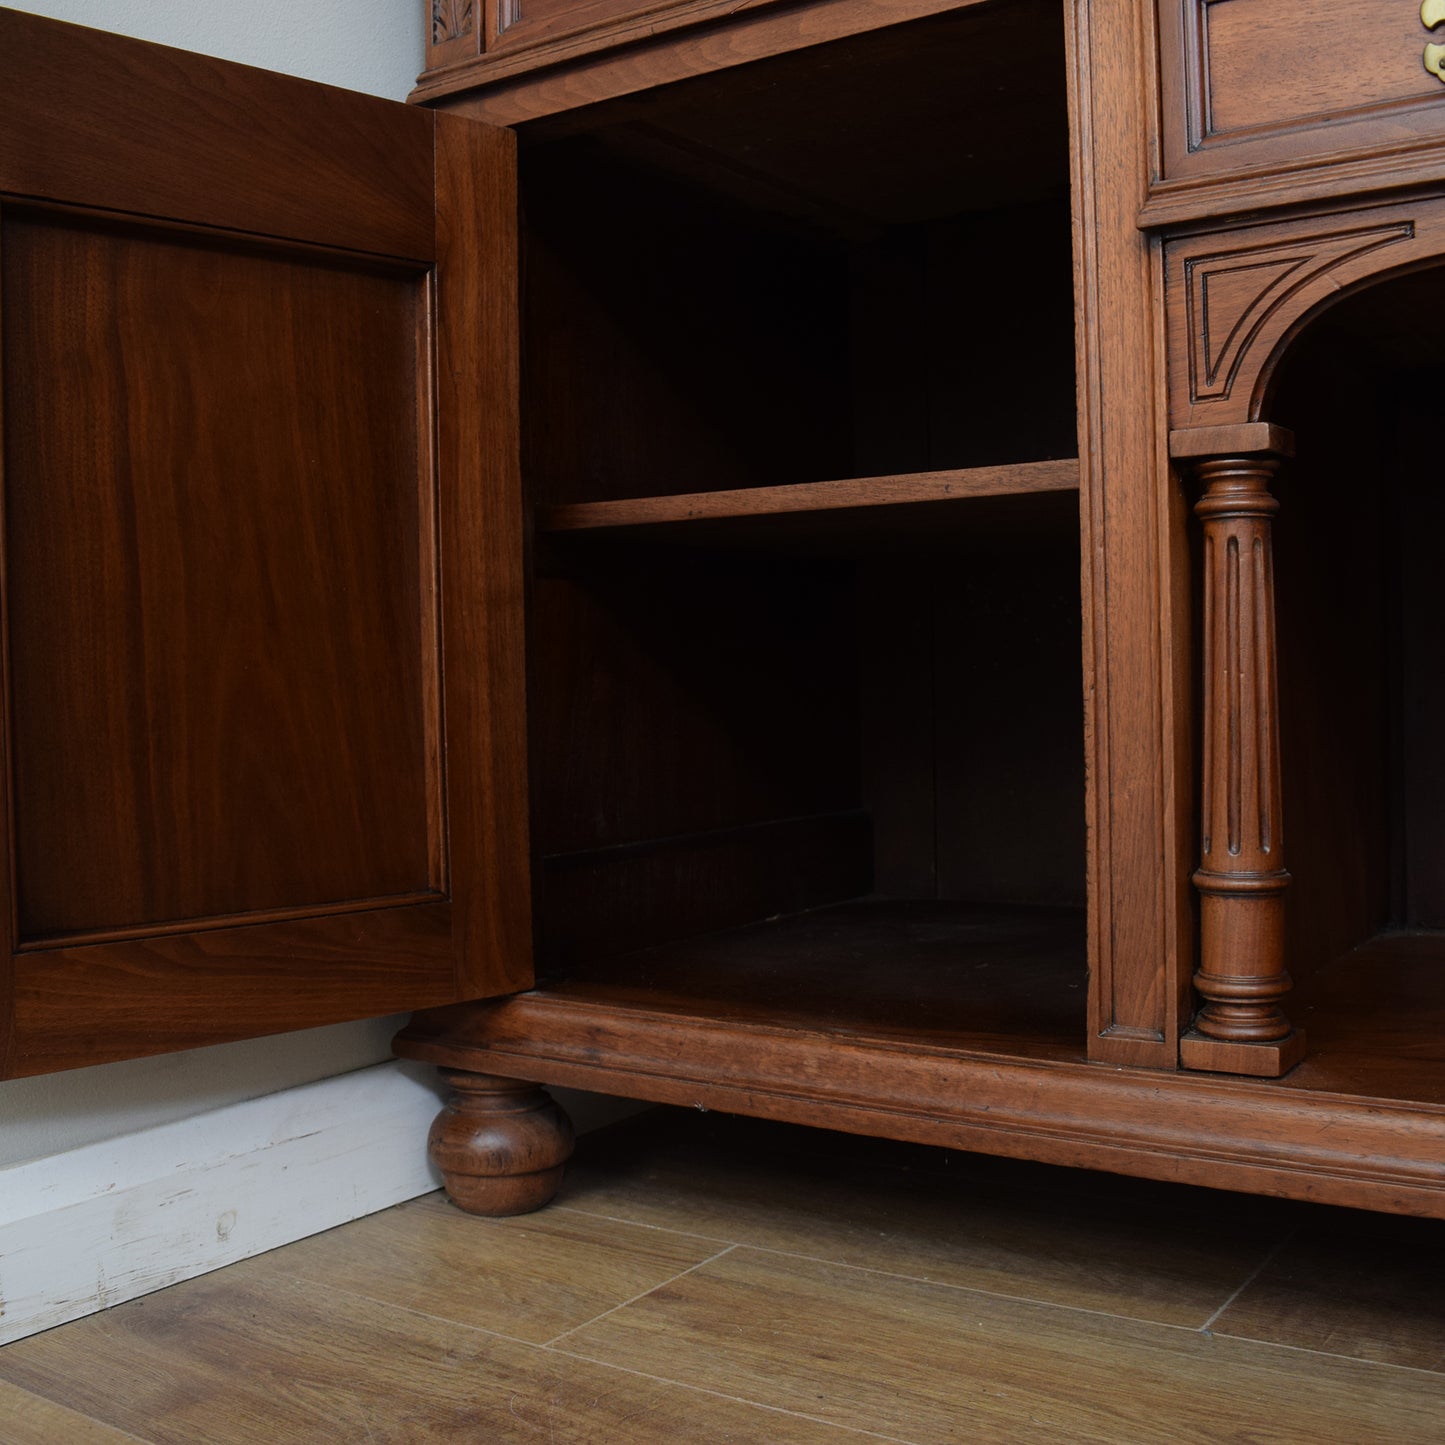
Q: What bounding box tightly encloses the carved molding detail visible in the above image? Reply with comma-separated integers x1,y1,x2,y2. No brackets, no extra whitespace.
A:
495,0,523,36
1189,455,1298,1060
432,0,475,44
1184,224,1413,403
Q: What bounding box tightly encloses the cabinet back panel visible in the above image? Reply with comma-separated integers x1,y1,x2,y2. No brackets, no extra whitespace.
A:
849,203,1078,476
2,210,437,944
521,146,852,506
531,546,867,964
532,548,861,854
861,542,1086,910
533,528,1087,968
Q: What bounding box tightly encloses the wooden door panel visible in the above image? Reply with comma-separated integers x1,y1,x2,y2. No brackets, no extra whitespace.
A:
12,906,457,1078
0,7,435,260
0,10,530,1076
4,208,439,942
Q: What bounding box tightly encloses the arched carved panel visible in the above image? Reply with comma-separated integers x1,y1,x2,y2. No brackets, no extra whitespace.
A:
1165,193,1445,430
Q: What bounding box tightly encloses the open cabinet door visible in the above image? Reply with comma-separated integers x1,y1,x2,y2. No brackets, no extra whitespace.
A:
0,10,530,1077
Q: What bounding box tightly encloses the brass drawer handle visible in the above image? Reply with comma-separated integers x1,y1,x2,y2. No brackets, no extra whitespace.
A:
1426,0,1445,82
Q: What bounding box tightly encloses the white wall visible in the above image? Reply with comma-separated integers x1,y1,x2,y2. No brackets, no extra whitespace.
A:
11,0,424,101
0,0,425,1171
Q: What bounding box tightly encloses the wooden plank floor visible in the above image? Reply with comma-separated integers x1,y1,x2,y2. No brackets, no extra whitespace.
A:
2,1108,1443,1442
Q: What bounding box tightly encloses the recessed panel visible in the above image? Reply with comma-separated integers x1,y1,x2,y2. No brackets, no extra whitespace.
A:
2,210,437,944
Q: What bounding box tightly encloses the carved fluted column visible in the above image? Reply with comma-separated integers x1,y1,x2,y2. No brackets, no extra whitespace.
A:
1173,426,1305,1076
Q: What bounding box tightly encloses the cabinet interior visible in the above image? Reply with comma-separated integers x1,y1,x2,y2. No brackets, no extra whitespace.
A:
514,2,1087,1051
1267,266,1445,1103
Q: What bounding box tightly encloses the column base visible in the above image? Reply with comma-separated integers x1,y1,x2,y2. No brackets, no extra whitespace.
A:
1180,1028,1306,1078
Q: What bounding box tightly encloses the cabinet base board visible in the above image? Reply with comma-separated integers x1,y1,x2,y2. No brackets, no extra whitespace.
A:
396,994,1445,1221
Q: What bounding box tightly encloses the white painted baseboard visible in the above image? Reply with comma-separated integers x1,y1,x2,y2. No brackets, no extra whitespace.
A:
0,1059,448,1345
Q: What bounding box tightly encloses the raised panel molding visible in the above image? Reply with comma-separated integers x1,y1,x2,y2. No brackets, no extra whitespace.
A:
1163,196,1445,429
1183,225,1413,404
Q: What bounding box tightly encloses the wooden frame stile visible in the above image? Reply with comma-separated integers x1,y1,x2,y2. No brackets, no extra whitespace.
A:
0,196,15,1084
432,108,534,1002
1070,0,1194,1069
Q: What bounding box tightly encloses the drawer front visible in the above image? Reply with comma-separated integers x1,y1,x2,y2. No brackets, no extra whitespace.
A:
1157,0,1445,191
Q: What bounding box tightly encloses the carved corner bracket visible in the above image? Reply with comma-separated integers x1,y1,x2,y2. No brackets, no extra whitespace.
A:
1182,225,1412,407
1161,198,1445,431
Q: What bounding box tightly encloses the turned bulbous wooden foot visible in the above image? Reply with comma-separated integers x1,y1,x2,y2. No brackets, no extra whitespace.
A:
428,1070,575,1216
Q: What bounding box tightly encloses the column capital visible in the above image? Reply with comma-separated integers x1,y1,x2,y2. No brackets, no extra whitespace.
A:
1169,422,1295,461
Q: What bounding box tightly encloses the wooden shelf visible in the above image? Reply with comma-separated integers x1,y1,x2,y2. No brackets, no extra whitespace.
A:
395,908,1445,1217
538,460,1080,539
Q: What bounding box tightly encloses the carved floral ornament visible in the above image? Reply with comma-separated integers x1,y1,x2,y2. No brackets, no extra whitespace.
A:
433,0,474,45
1426,0,1445,82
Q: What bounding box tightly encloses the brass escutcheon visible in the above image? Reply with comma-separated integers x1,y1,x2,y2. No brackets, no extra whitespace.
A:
1426,0,1445,82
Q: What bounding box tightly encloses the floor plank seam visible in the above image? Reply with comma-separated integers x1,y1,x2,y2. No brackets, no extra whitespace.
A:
541,1243,739,1349
1198,1232,1293,1336
550,1201,736,1245
1201,1329,1445,1380
541,1346,920,1444
719,1239,1248,1334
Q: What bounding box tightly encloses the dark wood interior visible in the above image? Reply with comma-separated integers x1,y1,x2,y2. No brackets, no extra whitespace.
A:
1260,266,1445,1103
515,6,1083,1024
1269,269,1445,943
517,2,1075,508
538,900,1088,1062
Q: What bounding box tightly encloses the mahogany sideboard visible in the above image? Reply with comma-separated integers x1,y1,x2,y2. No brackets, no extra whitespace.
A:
2,0,1443,1219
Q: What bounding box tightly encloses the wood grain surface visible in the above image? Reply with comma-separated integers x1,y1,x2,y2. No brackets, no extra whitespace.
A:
1153,0,1445,208
256,1192,723,1343
0,8,434,260
566,1245,1445,1443
1068,0,1192,1066
0,1381,141,1445
432,112,535,1001
4,209,434,943
0,1271,853,1444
